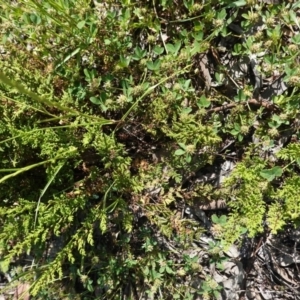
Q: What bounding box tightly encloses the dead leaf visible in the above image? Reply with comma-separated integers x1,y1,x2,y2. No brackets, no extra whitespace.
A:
199,53,212,90
13,283,30,300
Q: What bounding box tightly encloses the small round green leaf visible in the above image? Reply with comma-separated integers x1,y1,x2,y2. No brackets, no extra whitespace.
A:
90,97,101,105
197,95,211,108
77,20,86,29
211,214,219,224
260,166,283,182
185,154,192,163
219,215,227,224
174,149,186,156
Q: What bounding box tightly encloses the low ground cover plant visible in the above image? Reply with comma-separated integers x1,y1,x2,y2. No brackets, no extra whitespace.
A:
1,0,300,299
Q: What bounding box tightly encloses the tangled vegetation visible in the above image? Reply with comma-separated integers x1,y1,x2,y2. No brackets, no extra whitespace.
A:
1,0,300,299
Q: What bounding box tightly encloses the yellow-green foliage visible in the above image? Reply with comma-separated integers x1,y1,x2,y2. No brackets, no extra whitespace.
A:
1,0,300,299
